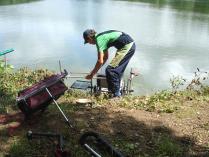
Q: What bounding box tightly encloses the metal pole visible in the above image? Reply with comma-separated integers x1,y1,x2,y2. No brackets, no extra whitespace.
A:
45,88,73,129
66,75,106,79
59,60,62,73
90,79,93,94
4,55,7,70
84,144,101,157
126,78,130,95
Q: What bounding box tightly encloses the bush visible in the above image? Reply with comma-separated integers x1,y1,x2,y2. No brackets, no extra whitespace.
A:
0,68,54,112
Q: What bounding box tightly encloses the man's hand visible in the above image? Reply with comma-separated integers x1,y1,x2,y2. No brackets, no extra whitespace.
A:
85,73,93,80
85,51,104,80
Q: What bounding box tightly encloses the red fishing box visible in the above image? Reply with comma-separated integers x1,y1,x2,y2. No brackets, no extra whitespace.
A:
16,71,68,118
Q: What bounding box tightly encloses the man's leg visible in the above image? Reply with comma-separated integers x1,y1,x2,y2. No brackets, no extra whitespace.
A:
106,66,121,97
105,66,114,93
106,42,136,97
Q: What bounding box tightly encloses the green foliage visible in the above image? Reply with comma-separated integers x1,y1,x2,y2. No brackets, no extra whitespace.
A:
5,68,52,92
112,139,140,157
169,68,209,92
0,0,40,6
0,67,208,157
116,0,209,14
0,59,14,73
1,66,208,115
201,85,209,93
0,68,54,112
122,142,138,155
118,91,180,113
0,68,53,97
65,89,90,100
118,69,209,112
95,93,109,104
186,68,209,90
170,75,186,91
113,136,183,157
9,137,55,157
145,90,180,113
148,90,173,102
64,89,95,109
155,136,183,157
9,138,36,157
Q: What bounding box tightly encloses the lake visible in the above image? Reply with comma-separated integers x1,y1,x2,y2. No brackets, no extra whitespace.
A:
0,0,209,95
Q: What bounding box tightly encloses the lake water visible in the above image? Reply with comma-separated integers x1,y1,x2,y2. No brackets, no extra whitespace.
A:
0,0,209,95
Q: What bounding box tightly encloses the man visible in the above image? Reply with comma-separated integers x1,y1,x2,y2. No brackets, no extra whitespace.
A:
83,29,135,97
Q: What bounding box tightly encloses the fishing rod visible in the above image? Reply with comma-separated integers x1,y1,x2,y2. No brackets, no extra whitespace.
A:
66,75,107,79
58,60,106,80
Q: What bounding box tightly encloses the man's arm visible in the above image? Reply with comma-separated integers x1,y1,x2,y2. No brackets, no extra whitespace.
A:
85,51,104,79
103,50,109,65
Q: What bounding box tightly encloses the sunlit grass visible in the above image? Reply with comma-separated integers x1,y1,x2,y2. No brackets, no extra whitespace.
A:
0,67,209,156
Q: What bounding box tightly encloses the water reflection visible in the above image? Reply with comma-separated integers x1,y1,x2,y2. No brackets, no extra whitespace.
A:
0,0,40,6
0,0,209,95
116,0,209,14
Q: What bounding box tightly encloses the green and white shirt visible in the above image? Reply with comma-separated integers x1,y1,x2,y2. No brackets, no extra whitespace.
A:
95,30,122,53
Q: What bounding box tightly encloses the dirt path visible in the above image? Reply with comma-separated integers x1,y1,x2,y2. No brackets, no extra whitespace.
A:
68,100,209,156
0,99,208,157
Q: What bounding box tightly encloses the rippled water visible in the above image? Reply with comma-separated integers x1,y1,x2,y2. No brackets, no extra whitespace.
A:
0,0,209,95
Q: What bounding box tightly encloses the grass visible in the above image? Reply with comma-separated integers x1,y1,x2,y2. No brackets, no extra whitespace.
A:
155,136,183,157
0,67,209,156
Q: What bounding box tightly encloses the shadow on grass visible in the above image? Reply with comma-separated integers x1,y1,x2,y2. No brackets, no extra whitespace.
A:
1,101,209,157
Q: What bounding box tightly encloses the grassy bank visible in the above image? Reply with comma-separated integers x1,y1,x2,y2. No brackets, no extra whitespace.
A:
0,68,209,157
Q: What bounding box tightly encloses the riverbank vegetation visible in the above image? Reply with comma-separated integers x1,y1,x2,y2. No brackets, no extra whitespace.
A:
117,0,209,14
0,65,209,156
